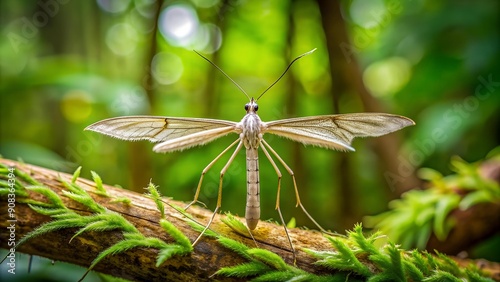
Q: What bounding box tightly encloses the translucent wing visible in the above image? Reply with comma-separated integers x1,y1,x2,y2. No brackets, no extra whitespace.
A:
264,113,414,151
85,116,238,152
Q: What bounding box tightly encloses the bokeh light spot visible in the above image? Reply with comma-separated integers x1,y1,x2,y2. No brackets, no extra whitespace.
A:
363,57,411,97
61,90,93,123
97,0,131,14
159,5,198,45
197,23,222,53
151,52,184,85
157,4,222,52
106,23,138,56
350,0,386,29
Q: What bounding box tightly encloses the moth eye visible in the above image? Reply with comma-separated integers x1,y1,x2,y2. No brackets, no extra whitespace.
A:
244,104,249,111
254,104,258,111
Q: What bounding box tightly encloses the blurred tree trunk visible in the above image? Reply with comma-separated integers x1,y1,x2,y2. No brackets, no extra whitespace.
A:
286,1,308,226
316,0,420,229
128,0,163,192
204,0,233,117
38,1,91,159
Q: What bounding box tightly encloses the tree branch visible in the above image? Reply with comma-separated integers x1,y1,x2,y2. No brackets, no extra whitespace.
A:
1,158,499,281
0,158,328,280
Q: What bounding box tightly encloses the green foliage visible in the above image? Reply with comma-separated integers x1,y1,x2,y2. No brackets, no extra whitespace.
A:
159,219,193,251
213,222,493,281
221,212,252,237
0,167,192,280
91,170,108,197
286,217,296,228
215,236,315,281
320,235,372,277
365,152,500,249
305,224,492,282
0,163,34,198
145,181,165,218
110,196,132,205
216,261,271,278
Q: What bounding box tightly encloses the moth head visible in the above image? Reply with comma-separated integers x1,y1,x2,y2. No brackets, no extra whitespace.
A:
245,98,258,113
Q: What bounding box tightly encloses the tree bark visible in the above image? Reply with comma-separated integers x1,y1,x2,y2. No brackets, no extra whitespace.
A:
1,158,499,281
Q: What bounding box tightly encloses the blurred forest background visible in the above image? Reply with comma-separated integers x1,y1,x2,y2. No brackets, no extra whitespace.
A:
0,0,499,279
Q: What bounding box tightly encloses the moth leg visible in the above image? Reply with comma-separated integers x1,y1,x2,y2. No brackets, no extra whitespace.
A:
185,138,241,210
259,140,296,263
192,140,244,246
261,139,330,234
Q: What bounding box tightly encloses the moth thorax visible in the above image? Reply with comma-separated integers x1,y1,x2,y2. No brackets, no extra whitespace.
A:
242,115,261,149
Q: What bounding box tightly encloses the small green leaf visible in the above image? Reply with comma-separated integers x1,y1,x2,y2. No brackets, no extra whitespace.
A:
415,222,432,250
449,156,476,175
160,219,192,251
460,190,493,209
302,249,331,260
322,236,372,277
423,270,462,282
91,171,107,196
403,259,424,281
87,237,168,273
435,252,460,276
28,205,69,216
386,243,406,281
247,248,287,270
251,270,298,281
410,250,431,276
221,212,249,236
146,182,165,218
156,245,187,266
215,261,270,278
110,197,131,205
17,217,89,247
433,195,460,240
72,166,82,183
70,219,125,242
27,185,66,208
350,225,379,255
217,237,252,261
418,168,443,181
62,190,106,213
0,180,29,197
14,166,41,185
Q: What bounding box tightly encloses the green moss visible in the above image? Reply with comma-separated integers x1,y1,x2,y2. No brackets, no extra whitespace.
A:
0,166,192,281
214,222,493,281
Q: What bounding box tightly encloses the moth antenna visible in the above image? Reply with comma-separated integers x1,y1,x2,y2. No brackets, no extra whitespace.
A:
194,50,251,101
256,48,316,101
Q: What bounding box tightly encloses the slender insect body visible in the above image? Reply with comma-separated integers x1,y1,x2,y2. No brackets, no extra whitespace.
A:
245,147,260,230
240,98,263,229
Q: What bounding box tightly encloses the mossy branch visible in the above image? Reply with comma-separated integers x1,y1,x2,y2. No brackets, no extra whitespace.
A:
365,152,500,254
0,158,499,281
